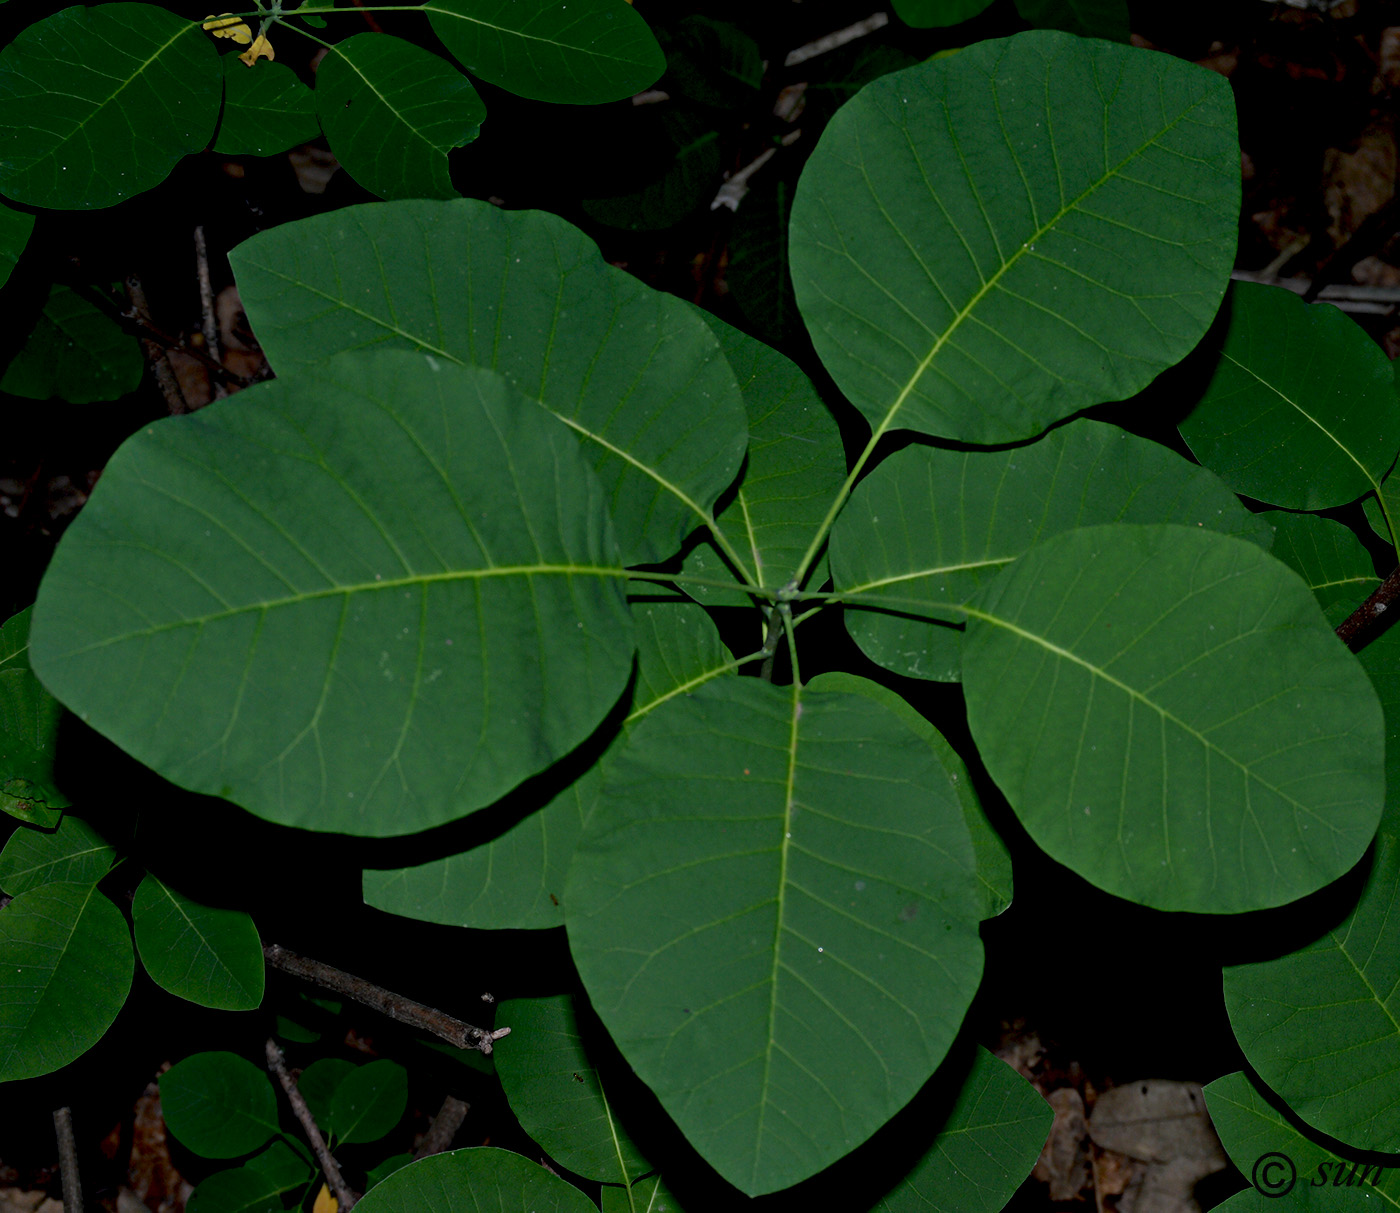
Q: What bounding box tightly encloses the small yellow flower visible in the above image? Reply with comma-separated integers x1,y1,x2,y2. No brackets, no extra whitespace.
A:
238,32,275,66
202,13,252,44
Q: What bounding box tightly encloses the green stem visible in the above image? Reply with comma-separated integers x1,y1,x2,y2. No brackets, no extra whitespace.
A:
789,418,891,590
624,569,781,600
780,604,800,686
626,647,769,723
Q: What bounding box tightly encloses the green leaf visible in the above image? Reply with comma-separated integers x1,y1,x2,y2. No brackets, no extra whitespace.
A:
0,3,220,209
297,1057,355,1127
962,523,1385,913
600,1175,684,1212
363,587,733,929
0,881,133,1080
726,176,797,346
215,58,319,158
0,607,72,827
1180,282,1400,513
228,198,748,567
426,0,665,105
0,815,113,895
806,672,1011,919
1258,510,1379,624
661,17,762,110
1357,624,1400,835
161,1051,281,1159
351,1147,597,1212
1,284,143,403
1204,1070,1396,1207
875,1047,1051,1212
30,352,634,837
1012,0,1130,40
790,30,1239,444
1224,831,1400,1153
566,679,984,1195
892,0,996,27
187,1142,315,1213
365,1154,413,1187
583,111,720,232
132,872,264,1011
682,313,847,607
316,34,484,201
831,419,1271,683
0,200,34,289
495,995,651,1184
329,1058,409,1144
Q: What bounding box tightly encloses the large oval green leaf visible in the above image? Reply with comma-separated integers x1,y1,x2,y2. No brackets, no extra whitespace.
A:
132,872,264,1011
29,352,634,837
962,523,1384,913
1224,831,1400,1153
566,679,984,1196
426,0,665,105
228,199,747,566
329,1058,408,1144
1204,1071,1396,1209
352,1147,596,1212
806,671,1011,920
161,1051,281,1159
831,419,1270,683
0,815,113,895
0,4,219,209
494,994,651,1185
0,881,133,1080
682,312,847,607
316,34,484,201
0,606,71,826
363,587,734,929
876,1047,1050,1212
1180,282,1400,514
790,30,1239,445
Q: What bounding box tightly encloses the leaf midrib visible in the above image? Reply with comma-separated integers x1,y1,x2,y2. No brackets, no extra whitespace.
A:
963,605,1348,835
421,2,645,66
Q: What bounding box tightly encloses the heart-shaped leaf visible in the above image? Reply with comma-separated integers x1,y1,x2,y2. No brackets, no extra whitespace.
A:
0,881,133,1080
133,872,264,1011
962,523,1384,912
229,199,747,567
0,3,219,209
214,58,319,158
567,679,984,1195
832,419,1270,682
316,34,484,201
30,352,635,837
790,30,1239,444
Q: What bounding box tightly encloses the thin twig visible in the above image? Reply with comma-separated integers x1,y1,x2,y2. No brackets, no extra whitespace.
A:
263,944,510,1055
784,12,888,68
712,146,779,212
412,1096,469,1159
53,1107,83,1213
1336,564,1400,647
194,226,227,401
758,606,786,682
123,277,190,414
266,1040,360,1211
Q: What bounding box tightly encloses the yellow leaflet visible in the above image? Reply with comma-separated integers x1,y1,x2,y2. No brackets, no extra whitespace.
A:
312,1185,337,1213
202,13,252,44
238,33,275,65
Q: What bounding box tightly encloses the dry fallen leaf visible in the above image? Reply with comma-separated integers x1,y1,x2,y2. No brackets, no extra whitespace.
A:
239,33,275,66
202,13,252,44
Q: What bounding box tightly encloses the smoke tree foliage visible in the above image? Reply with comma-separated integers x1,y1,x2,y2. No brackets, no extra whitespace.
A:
2,8,1399,1212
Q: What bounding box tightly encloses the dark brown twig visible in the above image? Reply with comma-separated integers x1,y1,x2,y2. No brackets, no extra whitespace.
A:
263,944,510,1055
412,1096,469,1159
194,226,227,401
1336,564,1400,648
122,276,189,413
265,1039,359,1211
53,1107,84,1213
